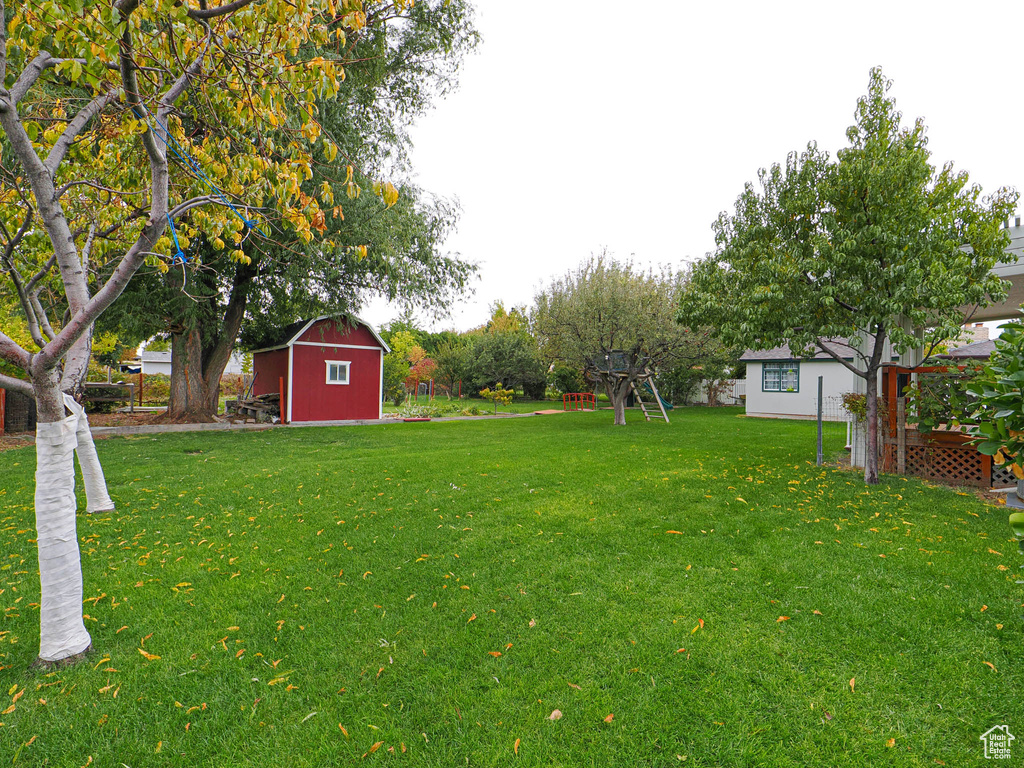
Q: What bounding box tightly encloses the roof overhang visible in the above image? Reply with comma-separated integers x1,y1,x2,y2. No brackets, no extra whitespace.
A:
250,315,391,355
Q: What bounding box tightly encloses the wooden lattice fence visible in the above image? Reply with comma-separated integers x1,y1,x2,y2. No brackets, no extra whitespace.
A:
878,366,1011,488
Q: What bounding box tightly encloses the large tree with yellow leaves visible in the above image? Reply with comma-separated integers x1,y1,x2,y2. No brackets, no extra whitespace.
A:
99,0,478,422
0,0,404,665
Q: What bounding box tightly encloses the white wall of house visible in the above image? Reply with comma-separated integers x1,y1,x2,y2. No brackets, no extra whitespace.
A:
139,349,245,377
745,360,854,420
140,351,172,376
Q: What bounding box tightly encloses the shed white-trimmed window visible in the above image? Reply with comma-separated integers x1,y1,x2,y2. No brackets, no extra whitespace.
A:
762,361,799,392
326,360,351,385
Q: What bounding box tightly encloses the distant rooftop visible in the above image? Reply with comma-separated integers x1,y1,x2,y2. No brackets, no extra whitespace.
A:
739,339,860,362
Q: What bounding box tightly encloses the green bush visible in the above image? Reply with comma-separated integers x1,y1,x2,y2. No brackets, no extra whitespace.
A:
140,374,170,405
549,362,586,395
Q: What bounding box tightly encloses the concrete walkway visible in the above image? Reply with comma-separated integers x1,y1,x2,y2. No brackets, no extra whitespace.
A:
82,410,543,438
1,409,565,444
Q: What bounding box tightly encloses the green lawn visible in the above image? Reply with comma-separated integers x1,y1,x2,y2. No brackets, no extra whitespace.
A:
0,408,1019,766
383,397,573,415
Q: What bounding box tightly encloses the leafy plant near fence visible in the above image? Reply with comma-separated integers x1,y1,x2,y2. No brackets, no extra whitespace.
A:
965,322,1024,477
840,392,867,421
903,362,983,433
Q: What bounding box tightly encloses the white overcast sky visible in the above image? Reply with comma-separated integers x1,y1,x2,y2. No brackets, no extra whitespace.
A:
361,1,1024,332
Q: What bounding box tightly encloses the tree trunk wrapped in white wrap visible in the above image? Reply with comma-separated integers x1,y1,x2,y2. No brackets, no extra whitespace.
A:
35,414,92,662
63,394,115,514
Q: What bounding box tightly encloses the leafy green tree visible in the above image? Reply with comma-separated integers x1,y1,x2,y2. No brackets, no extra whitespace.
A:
654,329,739,405
432,337,469,398
0,0,439,665
465,326,546,399
679,69,1016,483
382,352,410,407
101,1,478,421
549,362,586,396
533,253,689,425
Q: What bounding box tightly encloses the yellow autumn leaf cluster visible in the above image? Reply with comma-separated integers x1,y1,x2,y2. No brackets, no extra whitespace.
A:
0,0,422,277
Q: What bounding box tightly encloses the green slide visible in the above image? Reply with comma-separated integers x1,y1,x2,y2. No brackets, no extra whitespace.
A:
643,382,674,409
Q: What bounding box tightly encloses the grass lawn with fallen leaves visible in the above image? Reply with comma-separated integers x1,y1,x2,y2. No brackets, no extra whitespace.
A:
0,407,1019,766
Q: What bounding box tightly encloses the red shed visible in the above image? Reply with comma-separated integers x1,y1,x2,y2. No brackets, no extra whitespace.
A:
250,316,390,423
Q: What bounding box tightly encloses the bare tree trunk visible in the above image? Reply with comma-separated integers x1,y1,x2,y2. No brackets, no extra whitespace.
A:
165,260,254,422
864,369,879,485
604,376,629,426
167,327,215,422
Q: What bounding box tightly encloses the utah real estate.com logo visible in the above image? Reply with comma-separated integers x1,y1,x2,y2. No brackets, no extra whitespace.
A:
980,725,1014,760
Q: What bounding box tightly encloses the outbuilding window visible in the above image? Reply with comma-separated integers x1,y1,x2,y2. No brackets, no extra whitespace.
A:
762,361,799,392
326,360,351,385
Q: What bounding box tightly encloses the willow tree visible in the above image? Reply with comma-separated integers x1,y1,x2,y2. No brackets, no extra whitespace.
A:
533,253,689,425
0,0,389,665
678,68,1016,484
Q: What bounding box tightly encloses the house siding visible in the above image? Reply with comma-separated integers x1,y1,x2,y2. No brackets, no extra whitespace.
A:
296,320,380,348
290,343,382,422
252,348,289,401
252,318,386,423
745,360,852,420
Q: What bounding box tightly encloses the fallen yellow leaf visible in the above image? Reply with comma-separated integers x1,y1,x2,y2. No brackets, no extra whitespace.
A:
886,738,895,748
603,713,614,723
849,678,855,693
138,648,161,661
777,616,790,623
548,709,562,721
514,738,520,755
983,661,998,672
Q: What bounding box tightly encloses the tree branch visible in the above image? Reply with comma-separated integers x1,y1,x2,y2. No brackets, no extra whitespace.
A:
56,179,147,199
813,337,867,379
44,89,121,175
119,27,162,162
30,289,56,342
187,0,256,19
170,195,221,219
0,371,32,395
0,0,7,86
10,52,53,104
25,253,56,294
0,329,30,370
38,218,165,368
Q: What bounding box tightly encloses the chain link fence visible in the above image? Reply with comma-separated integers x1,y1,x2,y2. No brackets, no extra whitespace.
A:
818,393,854,467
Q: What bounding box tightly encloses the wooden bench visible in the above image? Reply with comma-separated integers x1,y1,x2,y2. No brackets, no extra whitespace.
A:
82,382,135,413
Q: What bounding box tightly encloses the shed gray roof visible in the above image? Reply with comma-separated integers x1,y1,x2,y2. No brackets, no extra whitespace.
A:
140,350,171,363
740,340,860,362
